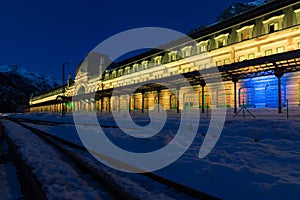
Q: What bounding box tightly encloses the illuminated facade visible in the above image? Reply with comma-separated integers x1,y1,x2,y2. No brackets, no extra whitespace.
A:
30,0,300,113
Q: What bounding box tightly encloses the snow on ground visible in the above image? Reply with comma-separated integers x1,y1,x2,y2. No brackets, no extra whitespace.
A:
17,122,199,200
0,137,23,200
0,162,23,200
8,109,300,199
0,119,110,200
1,116,195,200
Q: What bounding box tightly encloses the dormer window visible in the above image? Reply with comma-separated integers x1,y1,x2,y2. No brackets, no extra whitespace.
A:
118,69,123,76
214,33,229,48
125,66,131,74
181,46,192,58
168,51,177,62
196,40,209,53
269,22,279,33
104,71,110,80
132,64,139,72
112,70,117,78
262,14,285,34
236,25,254,42
141,60,149,69
294,8,300,24
153,56,162,66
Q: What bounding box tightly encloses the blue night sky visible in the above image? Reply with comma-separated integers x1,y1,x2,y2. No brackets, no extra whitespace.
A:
0,0,252,81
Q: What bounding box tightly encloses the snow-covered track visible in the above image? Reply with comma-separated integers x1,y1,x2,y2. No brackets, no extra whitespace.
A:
0,121,47,200
14,117,119,128
5,118,135,200
9,117,220,200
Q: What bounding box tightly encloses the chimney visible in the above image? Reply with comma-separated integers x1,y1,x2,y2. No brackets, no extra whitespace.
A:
99,57,104,79
67,74,72,87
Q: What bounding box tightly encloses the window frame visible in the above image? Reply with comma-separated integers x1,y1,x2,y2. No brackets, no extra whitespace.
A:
236,25,254,42
265,49,273,56
214,33,229,48
262,14,285,34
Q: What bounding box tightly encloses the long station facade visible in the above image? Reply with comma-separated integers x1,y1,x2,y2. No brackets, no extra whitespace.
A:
30,0,300,114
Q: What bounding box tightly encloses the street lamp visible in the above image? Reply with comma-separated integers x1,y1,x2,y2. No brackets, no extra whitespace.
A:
62,62,68,116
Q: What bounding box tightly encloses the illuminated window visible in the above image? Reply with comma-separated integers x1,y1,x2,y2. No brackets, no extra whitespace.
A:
204,63,209,68
141,60,148,69
125,66,131,74
112,70,117,78
168,51,177,62
118,69,123,76
133,64,139,72
262,14,284,34
181,46,192,57
298,42,300,49
236,25,254,42
200,45,206,52
248,53,255,59
239,87,255,108
218,39,226,48
224,59,230,64
131,68,135,73
197,40,209,53
216,60,222,66
265,49,273,56
154,56,162,66
241,32,250,40
104,72,110,80
294,9,300,24
214,33,229,48
277,46,284,53
269,22,279,33
239,55,245,61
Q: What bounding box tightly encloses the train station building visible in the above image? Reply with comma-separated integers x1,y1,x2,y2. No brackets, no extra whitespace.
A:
29,0,300,114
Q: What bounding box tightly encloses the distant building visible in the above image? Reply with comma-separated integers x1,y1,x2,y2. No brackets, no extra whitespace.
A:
30,0,300,114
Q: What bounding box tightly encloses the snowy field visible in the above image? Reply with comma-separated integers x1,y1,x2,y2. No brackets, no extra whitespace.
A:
4,109,300,199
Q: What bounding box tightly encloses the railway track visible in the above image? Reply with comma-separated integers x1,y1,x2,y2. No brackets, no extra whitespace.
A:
0,118,131,200
4,117,221,200
0,121,46,200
